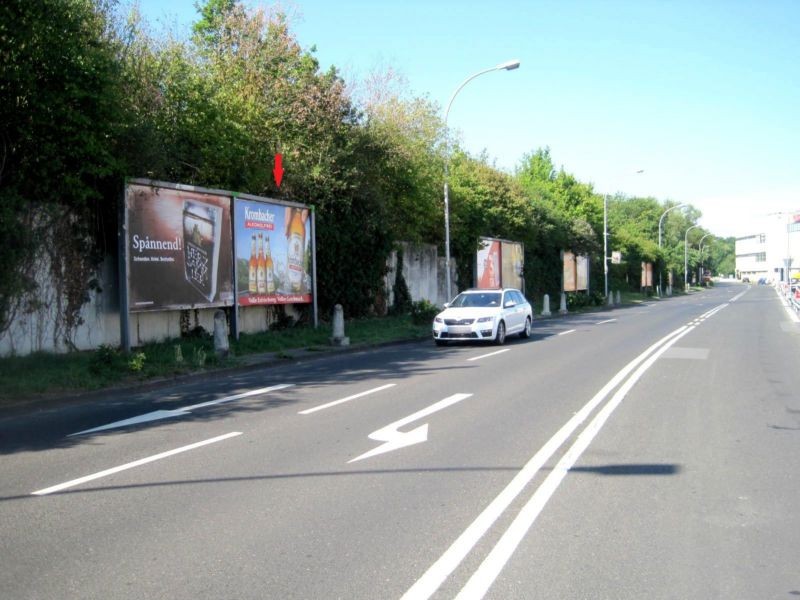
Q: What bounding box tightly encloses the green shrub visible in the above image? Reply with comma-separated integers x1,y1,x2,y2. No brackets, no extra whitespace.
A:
410,300,440,325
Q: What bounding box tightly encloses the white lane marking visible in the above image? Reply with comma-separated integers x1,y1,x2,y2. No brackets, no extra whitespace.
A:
71,385,293,436
596,319,617,325
349,393,472,463
558,329,576,336
32,432,243,496
467,349,510,362
455,325,694,600
299,384,396,415
399,325,689,600
730,289,748,302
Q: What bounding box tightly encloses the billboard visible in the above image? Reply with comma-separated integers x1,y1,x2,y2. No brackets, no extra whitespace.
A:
641,262,654,288
476,237,524,291
125,183,234,312
234,197,312,305
477,239,501,288
563,251,589,292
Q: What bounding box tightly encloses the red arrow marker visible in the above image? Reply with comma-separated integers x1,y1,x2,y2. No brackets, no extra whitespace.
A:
273,153,284,188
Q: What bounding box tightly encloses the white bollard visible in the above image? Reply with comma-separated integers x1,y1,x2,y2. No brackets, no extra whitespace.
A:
330,304,350,346
559,292,568,315
607,292,614,307
615,290,621,305
542,294,552,317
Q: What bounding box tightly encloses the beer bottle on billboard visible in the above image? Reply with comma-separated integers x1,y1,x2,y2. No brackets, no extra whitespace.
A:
287,209,305,292
257,232,266,294
264,236,276,294
248,234,257,293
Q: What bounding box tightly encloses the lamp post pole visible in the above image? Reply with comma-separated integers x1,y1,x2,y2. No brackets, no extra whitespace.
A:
604,170,643,300
657,203,686,296
697,233,712,285
443,59,520,302
684,225,700,291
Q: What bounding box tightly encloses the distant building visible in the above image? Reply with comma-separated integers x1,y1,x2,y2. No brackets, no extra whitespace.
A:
735,213,800,282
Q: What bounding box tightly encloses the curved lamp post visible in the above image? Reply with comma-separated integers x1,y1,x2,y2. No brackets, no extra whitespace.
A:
657,203,686,296
697,233,713,284
443,59,520,302
684,225,700,291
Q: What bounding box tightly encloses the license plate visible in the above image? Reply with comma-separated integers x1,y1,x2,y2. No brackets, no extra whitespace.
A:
448,326,471,334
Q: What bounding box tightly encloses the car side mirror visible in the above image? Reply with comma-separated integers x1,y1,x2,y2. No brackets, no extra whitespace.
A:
504,301,515,308
443,302,450,308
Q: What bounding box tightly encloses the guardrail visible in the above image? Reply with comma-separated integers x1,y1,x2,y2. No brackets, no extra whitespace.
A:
778,282,800,312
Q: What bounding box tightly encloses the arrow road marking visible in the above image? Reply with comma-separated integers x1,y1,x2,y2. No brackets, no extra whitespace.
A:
348,393,472,463
70,384,293,436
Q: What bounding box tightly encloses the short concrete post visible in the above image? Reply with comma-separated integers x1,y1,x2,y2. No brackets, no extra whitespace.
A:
615,290,621,305
607,292,614,307
559,292,568,315
330,304,350,346
541,294,552,317
213,310,229,358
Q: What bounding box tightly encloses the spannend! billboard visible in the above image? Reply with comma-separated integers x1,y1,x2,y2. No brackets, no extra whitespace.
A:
125,183,234,312
234,197,312,305
476,237,524,291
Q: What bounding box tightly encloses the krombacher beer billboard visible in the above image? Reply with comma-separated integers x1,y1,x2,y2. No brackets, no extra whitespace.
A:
123,180,315,316
125,182,234,312
234,197,312,305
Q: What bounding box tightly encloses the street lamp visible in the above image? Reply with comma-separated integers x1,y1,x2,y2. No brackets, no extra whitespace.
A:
697,233,713,285
443,59,521,302
684,225,700,291
657,203,686,296
604,170,644,299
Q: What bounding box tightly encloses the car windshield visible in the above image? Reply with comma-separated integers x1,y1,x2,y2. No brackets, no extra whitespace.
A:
450,292,502,308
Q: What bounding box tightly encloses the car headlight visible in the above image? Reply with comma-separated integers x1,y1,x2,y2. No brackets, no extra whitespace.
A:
477,316,493,323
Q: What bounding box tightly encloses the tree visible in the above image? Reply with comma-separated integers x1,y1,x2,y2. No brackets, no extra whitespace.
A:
0,0,125,344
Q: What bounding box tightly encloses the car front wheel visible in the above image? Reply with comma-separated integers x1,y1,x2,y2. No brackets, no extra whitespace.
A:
495,320,506,345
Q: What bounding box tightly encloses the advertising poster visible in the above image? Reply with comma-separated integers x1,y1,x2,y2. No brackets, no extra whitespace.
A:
477,239,501,289
563,251,577,292
234,198,312,305
576,255,589,291
126,183,234,312
501,241,524,291
641,262,653,288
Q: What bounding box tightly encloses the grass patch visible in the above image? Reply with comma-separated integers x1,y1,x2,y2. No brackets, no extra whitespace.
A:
0,315,431,401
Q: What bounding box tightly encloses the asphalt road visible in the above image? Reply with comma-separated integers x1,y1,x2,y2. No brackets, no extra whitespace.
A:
2,282,799,599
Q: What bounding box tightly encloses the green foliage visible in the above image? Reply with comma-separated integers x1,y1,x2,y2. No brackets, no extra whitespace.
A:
0,0,126,339
127,352,146,372
410,300,440,325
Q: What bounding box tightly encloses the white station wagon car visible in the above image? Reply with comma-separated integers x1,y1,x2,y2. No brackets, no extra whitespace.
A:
432,288,533,346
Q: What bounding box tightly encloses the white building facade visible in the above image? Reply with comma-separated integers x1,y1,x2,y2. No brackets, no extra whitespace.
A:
735,213,800,282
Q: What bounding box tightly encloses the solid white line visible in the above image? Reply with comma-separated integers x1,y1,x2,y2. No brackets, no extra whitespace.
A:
399,325,689,600
32,432,243,496
467,349,510,362
299,384,396,415
455,326,695,600
595,319,617,325
183,384,293,411
558,329,576,336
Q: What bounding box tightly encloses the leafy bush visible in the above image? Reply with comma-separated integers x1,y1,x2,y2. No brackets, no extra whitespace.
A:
410,300,440,325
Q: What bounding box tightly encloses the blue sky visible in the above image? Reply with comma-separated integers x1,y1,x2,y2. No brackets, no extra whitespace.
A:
130,0,799,238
